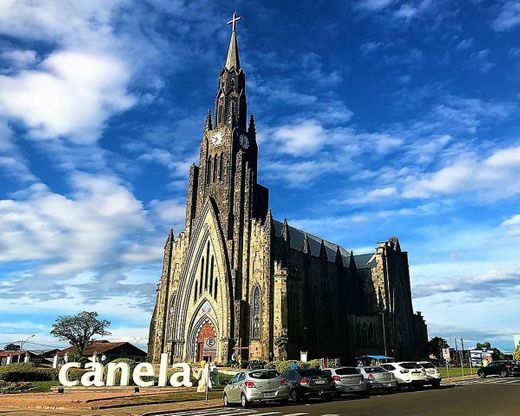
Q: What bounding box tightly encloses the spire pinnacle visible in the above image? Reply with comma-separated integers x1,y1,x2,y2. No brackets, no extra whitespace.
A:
205,110,212,131
225,12,241,70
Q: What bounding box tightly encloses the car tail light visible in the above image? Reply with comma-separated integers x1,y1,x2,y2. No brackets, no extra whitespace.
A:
244,381,256,388
332,375,341,381
300,377,309,385
280,378,287,385
400,369,409,373
368,373,375,381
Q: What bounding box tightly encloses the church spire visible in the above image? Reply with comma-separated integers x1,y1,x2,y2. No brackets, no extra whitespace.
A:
225,11,241,70
214,12,247,129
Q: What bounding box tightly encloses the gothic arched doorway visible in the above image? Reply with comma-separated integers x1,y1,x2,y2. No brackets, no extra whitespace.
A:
196,320,217,363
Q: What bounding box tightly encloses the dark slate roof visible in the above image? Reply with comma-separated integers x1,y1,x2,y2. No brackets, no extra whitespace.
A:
273,220,377,269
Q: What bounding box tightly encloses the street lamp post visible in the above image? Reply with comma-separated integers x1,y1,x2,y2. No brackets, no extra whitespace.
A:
380,311,388,357
18,334,35,364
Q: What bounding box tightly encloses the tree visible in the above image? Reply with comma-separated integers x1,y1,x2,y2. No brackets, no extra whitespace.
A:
428,337,449,358
274,335,289,360
50,311,111,357
3,343,20,351
476,341,492,350
513,343,520,361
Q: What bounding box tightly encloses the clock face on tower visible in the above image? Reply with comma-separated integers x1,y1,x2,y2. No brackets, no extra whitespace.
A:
210,131,224,146
239,134,249,150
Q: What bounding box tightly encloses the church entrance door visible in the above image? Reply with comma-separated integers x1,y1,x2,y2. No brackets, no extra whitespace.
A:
196,321,217,363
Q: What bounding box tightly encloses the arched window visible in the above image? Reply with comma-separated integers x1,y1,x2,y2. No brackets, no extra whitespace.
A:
194,282,198,302
214,278,218,299
207,157,212,184
219,153,223,179
209,256,214,293
213,155,218,182
204,243,210,290
199,257,204,296
251,285,261,339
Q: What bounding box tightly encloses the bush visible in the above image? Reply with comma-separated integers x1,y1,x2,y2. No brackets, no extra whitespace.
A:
0,364,57,382
0,380,36,394
265,359,323,374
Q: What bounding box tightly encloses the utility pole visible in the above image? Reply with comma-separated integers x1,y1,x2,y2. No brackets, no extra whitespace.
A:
460,337,465,377
17,334,35,364
454,337,459,376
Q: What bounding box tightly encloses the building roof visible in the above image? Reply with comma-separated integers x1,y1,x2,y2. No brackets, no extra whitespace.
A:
273,219,377,269
58,341,146,357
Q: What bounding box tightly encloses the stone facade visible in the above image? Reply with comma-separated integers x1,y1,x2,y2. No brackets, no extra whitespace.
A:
148,22,428,365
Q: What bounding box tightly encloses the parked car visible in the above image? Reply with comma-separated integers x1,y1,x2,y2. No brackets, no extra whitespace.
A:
358,366,397,393
223,369,289,408
417,361,442,388
322,367,367,397
282,368,336,402
477,360,520,378
381,362,427,390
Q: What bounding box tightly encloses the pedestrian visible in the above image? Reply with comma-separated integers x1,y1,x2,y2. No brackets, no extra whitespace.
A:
357,359,363,367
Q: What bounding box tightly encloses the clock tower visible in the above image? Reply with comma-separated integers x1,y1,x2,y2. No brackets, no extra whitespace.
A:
184,11,268,303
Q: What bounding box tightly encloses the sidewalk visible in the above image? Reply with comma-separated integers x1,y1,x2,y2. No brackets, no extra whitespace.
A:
0,397,223,416
442,374,477,383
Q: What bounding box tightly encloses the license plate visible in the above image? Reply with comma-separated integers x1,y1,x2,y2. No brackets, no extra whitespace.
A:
315,379,326,385
264,392,276,398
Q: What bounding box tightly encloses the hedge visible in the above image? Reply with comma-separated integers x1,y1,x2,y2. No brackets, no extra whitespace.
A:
265,359,323,374
0,364,85,382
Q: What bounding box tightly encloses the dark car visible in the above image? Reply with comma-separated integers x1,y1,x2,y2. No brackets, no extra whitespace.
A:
478,360,520,378
282,368,336,402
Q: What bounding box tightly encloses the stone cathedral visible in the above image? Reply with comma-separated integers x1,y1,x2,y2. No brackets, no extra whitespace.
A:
148,14,428,365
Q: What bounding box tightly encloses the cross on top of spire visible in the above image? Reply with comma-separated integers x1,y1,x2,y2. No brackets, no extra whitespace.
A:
227,11,241,32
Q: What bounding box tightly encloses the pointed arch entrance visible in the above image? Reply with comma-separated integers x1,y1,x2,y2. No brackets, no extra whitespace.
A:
195,319,217,362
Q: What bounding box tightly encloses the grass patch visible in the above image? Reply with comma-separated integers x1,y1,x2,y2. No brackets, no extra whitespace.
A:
27,380,61,392
439,367,477,378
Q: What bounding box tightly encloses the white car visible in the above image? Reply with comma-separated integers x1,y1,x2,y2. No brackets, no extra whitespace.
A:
381,362,427,390
417,361,441,388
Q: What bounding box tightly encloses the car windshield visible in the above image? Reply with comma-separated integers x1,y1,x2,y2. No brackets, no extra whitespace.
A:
249,370,279,379
400,363,422,369
336,368,360,375
418,362,436,369
299,369,325,377
363,366,386,373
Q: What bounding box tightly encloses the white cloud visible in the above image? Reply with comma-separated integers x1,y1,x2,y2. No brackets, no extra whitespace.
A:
1,49,38,68
149,198,186,228
355,0,394,11
272,120,328,156
0,172,146,274
493,1,520,32
402,144,520,199
0,51,135,143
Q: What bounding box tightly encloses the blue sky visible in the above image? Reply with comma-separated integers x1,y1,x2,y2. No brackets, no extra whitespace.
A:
0,0,519,354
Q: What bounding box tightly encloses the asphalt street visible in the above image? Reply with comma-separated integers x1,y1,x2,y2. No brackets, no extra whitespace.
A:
158,378,520,416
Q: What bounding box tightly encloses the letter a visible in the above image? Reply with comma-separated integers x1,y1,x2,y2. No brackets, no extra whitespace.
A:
170,363,193,387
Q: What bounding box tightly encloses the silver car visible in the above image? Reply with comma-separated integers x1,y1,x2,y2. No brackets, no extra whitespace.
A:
223,369,290,408
358,366,397,393
322,367,367,397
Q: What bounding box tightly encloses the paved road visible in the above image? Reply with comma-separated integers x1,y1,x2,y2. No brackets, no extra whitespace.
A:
156,378,520,416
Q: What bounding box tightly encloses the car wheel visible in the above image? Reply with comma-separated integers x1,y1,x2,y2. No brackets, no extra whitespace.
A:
290,389,300,403
500,370,508,378
414,384,424,391
240,393,250,408
431,380,441,389
223,394,230,407
478,370,486,378
323,394,333,401
386,387,396,394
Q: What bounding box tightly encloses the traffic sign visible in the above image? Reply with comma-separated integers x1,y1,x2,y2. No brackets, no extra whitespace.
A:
203,337,216,353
